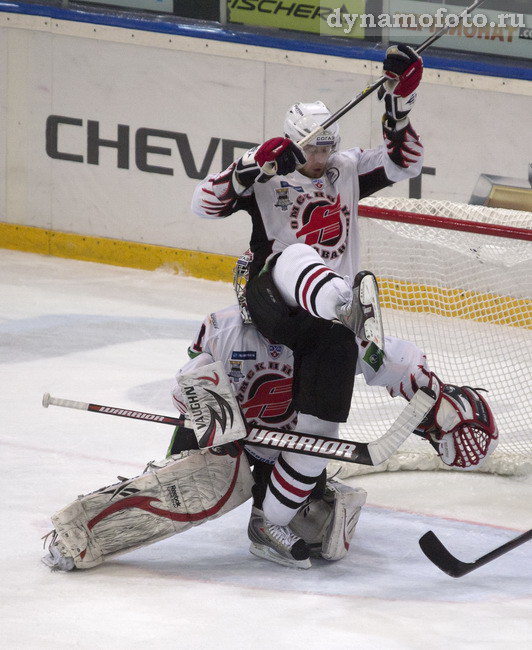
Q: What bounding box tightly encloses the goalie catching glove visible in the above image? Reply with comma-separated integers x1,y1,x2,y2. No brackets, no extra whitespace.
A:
415,375,499,470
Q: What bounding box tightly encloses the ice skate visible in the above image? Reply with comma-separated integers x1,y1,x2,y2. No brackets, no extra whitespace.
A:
336,271,384,350
41,531,75,572
248,507,311,569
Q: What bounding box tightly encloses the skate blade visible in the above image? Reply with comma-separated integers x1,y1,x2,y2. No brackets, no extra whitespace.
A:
249,543,311,570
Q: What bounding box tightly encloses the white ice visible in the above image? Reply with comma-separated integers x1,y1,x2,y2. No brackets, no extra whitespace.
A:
1,249,531,649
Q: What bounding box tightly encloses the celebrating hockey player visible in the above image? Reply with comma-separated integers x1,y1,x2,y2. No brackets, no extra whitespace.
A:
192,46,427,477
190,44,427,553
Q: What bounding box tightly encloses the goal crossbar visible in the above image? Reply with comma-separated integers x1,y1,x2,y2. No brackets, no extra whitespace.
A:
359,205,532,241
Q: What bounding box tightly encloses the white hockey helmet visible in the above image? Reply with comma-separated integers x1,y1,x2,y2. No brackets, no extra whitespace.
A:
284,101,340,150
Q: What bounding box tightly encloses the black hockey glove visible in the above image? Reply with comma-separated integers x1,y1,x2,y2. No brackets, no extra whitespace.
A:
382,117,423,169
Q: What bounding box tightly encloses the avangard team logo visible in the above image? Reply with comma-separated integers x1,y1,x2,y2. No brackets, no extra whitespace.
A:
296,195,349,248
241,373,295,426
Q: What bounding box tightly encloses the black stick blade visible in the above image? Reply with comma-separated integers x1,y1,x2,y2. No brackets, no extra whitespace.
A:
420,528,532,578
419,531,472,578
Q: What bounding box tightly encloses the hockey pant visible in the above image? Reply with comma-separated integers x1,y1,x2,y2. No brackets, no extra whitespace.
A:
246,255,358,422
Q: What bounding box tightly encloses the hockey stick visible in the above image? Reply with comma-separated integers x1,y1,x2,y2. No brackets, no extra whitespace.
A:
419,528,532,577
42,387,435,466
259,0,486,178
296,0,487,148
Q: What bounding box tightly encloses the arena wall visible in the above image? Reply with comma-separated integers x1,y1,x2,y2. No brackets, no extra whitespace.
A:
0,8,530,278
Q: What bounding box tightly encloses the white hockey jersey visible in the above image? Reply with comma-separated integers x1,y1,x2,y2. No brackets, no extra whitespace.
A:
173,305,298,435
192,143,423,279
172,305,434,455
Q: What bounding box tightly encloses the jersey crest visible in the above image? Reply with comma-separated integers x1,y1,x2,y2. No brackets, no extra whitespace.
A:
228,359,244,382
274,187,292,211
291,193,351,261
234,361,296,429
268,344,283,359
242,374,294,425
296,195,343,246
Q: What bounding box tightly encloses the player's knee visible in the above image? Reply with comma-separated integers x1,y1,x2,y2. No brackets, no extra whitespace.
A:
277,243,320,267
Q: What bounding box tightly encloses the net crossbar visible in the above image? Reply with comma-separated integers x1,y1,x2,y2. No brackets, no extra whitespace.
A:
335,198,532,477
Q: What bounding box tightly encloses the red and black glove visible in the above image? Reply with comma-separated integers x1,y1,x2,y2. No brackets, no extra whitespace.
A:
382,118,423,169
378,44,423,124
255,137,306,176
234,137,306,189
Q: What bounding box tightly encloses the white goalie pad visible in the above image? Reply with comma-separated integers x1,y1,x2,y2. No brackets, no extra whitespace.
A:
177,361,248,448
290,481,367,561
49,447,253,569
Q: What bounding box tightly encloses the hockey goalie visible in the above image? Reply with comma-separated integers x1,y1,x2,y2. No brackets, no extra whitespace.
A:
42,255,498,573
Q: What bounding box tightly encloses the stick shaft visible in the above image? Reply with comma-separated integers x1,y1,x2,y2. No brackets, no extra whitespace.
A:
298,0,487,147
473,529,532,567
42,389,433,466
43,392,184,426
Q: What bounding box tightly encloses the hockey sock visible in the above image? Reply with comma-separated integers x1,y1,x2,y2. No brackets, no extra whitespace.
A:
272,243,351,320
262,455,324,527
262,414,338,525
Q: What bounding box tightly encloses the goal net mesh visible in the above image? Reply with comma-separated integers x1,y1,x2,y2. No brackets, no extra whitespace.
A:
334,198,532,478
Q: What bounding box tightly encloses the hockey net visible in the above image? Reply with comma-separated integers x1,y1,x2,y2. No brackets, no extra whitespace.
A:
334,198,532,478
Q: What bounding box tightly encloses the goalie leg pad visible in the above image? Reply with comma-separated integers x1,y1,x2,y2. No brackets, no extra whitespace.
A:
49,448,253,569
290,481,367,561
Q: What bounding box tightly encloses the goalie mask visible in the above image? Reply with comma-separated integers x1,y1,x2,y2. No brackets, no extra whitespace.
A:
284,101,340,151
233,250,253,324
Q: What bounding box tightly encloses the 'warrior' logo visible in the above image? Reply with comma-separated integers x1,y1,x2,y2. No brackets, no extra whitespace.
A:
296,195,343,246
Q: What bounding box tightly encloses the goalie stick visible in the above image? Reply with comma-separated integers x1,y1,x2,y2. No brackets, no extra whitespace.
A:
419,529,532,578
42,387,435,466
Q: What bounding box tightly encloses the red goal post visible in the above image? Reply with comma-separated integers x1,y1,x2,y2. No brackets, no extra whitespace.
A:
334,198,532,478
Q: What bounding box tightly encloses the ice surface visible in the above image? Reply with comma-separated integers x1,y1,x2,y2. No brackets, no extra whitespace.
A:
1,250,531,649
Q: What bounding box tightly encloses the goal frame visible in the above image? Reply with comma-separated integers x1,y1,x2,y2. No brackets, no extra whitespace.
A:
334,198,532,478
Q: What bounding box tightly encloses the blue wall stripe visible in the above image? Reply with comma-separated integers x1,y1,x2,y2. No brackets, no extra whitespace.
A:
1,1,531,81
